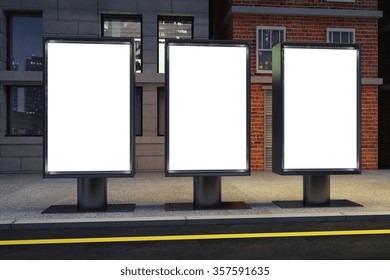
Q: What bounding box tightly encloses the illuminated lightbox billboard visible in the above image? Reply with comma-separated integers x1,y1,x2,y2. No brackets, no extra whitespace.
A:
272,42,361,175
166,40,250,176
44,38,135,177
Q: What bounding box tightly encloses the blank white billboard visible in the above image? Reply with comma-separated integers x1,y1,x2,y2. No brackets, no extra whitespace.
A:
45,40,134,176
166,42,249,175
283,47,359,171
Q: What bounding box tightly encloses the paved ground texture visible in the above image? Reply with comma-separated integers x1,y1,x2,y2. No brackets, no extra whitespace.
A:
1,170,390,229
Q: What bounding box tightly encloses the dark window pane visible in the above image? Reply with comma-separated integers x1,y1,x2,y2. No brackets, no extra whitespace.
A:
333,32,341,43
103,16,142,72
263,30,271,49
341,32,349,43
271,30,280,47
135,87,142,136
258,30,262,49
258,51,272,71
8,14,43,71
9,87,43,135
350,32,354,43
158,87,165,136
158,17,193,73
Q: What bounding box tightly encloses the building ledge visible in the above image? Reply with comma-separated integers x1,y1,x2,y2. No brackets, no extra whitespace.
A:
232,6,383,19
252,76,382,86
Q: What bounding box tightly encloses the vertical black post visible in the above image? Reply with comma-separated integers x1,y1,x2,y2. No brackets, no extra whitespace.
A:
303,175,330,206
77,178,107,211
193,176,221,209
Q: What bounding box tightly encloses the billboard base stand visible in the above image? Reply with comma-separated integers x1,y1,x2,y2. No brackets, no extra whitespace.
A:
42,178,135,213
42,203,135,214
303,175,330,206
273,175,363,208
164,176,251,211
77,178,108,211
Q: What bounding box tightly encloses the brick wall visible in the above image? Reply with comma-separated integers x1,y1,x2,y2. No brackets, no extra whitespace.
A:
232,0,377,10
232,14,378,170
251,84,264,170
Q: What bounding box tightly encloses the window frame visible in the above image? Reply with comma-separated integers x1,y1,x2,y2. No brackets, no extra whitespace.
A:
157,87,165,136
327,28,356,43
7,85,44,137
157,15,194,73
7,11,43,72
101,14,143,73
256,26,286,74
135,86,143,136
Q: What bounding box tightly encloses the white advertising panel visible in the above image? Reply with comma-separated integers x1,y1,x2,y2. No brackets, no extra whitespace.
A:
166,42,249,175
283,47,359,171
45,40,134,176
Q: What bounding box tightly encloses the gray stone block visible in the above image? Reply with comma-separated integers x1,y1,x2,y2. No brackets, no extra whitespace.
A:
43,8,58,20
78,21,99,35
1,144,42,157
0,103,5,118
142,36,158,51
0,157,21,172
143,117,157,133
21,157,42,172
0,0,21,8
142,63,157,74
172,0,208,13
142,13,157,23
143,22,156,37
141,50,158,65
136,143,164,156
98,0,137,12
59,0,97,10
22,0,58,9
194,13,209,25
44,20,78,35
59,9,98,22
143,104,157,118
136,155,164,170
138,0,172,13
142,89,157,105
194,24,209,39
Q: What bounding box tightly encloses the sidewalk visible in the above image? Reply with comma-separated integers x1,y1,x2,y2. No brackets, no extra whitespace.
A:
1,170,390,230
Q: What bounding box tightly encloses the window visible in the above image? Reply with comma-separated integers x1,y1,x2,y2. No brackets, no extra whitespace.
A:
256,26,285,73
8,13,43,71
102,15,142,73
158,16,193,73
135,87,143,136
157,87,165,136
327,28,355,43
8,86,43,136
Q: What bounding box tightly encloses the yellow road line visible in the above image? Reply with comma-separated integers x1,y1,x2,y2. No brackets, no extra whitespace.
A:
1,229,390,246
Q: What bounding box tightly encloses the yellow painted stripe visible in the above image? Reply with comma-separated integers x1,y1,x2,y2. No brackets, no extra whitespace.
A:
1,229,390,246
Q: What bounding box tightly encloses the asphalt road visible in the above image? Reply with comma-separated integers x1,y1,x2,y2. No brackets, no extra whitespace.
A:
1,220,390,259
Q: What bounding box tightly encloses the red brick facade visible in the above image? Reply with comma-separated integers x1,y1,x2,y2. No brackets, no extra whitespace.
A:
214,0,380,170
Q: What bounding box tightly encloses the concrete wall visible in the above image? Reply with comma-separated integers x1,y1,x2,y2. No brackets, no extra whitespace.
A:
0,0,209,173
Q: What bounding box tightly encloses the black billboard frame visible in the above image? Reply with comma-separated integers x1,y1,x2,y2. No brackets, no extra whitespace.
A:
43,37,136,179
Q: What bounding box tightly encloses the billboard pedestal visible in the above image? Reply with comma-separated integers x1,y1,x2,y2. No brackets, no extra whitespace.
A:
77,178,107,211
303,175,330,206
164,176,250,211
273,174,363,208
194,176,221,208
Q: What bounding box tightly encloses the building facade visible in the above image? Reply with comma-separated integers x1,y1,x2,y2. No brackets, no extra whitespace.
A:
0,0,209,173
379,0,390,168
211,0,382,171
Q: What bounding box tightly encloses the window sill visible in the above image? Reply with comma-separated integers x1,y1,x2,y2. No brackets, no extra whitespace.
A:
0,71,42,85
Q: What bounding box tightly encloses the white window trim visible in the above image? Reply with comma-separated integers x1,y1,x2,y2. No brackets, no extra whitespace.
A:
256,26,286,74
326,28,356,43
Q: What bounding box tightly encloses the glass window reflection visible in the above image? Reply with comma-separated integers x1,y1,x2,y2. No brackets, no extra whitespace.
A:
8,14,43,71
9,87,43,136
